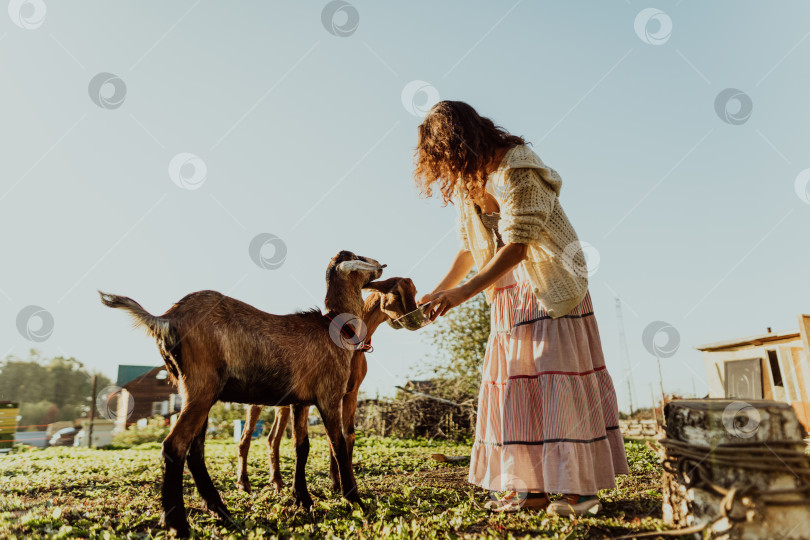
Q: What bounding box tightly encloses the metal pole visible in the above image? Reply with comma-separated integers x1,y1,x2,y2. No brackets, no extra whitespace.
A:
614,297,635,417
656,355,666,406
87,375,97,448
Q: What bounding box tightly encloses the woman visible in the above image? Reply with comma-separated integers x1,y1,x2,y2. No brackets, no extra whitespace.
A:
416,101,628,515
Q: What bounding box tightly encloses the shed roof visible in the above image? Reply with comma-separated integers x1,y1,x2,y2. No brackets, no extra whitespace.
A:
116,365,160,387
695,329,800,352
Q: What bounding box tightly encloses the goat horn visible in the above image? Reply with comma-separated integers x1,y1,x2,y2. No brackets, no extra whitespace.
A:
336,260,385,274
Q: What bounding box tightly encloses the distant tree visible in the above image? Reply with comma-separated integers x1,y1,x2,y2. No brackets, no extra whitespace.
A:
423,289,490,403
42,404,59,425
0,350,112,427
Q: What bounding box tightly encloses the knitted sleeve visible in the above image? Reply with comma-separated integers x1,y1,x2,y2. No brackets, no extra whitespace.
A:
499,168,557,244
455,204,470,251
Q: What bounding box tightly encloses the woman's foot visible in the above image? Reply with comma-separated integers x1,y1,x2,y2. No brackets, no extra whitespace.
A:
547,494,602,516
487,491,550,512
484,490,518,510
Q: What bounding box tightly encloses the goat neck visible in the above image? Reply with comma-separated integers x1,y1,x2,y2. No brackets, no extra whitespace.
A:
361,293,388,340
323,277,364,319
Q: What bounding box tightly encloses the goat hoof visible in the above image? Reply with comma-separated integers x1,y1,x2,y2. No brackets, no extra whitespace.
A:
344,493,365,511
235,479,252,494
161,510,190,537
294,494,314,510
271,479,285,493
330,481,341,492
163,519,190,538
209,503,233,523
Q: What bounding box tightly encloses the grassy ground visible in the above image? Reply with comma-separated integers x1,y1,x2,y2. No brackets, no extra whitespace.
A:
0,435,676,539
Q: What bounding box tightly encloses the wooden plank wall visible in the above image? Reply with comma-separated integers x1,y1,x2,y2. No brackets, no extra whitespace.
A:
121,368,175,423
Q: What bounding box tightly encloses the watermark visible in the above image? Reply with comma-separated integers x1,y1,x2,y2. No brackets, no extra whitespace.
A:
88,72,127,110
642,321,680,358
634,8,672,46
722,401,761,439
327,312,368,350
794,168,810,204
96,386,134,421
714,88,753,125
8,0,46,30
487,472,529,508
168,152,207,190
248,233,287,270
16,305,54,342
321,0,359,37
561,240,600,278
401,80,440,118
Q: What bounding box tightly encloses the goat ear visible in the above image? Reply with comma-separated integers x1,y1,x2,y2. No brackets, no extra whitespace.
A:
362,279,393,292
336,260,385,275
399,282,419,313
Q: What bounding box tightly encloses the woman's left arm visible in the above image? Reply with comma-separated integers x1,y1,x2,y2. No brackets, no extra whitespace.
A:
422,242,527,320
421,168,555,320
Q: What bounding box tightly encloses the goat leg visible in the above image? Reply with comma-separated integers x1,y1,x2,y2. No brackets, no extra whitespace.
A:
235,405,263,493
291,404,314,509
268,406,291,493
161,446,189,537
328,453,340,492
161,399,213,537
342,389,359,470
329,389,359,492
320,405,363,510
188,419,232,523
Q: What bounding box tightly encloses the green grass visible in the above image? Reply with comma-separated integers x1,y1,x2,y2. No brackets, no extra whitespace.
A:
0,436,673,539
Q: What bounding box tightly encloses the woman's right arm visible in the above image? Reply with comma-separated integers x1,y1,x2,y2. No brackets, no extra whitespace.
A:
419,249,474,304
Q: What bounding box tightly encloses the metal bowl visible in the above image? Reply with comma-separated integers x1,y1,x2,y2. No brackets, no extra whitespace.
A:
387,305,432,331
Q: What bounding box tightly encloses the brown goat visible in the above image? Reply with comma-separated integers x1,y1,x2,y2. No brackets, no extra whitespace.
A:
100,251,386,537
234,277,418,494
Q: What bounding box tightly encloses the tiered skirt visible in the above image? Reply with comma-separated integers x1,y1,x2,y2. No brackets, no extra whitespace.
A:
468,265,629,494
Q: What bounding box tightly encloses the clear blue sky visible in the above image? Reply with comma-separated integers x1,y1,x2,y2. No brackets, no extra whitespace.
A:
2,1,809,413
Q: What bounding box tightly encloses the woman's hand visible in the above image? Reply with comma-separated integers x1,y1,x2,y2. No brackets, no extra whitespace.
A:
419,286,471,321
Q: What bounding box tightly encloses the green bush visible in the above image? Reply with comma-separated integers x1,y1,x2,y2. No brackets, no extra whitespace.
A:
8,443,38,454
110,416,170,447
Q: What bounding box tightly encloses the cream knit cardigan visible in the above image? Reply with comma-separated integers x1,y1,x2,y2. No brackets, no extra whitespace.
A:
454,145,588,318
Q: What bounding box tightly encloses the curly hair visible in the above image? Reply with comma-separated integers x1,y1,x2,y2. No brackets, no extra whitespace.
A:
413,101,526,205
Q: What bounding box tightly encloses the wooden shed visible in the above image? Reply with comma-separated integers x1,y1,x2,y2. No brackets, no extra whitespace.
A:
697,314,810,432
113,365,179,431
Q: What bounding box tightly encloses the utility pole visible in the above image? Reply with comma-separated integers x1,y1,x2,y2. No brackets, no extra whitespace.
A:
656,354,666,407
87,375,97,448
614,297,635,417
691,377,698,398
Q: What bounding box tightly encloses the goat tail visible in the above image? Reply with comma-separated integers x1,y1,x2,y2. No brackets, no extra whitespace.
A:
99,291,182,383
99,291,171,340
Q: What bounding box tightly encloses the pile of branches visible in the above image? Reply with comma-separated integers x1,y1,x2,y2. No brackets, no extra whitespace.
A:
356,285,488,440
355,386,476,440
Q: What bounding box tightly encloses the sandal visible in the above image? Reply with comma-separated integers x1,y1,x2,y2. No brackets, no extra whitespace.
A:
547,494,602,516
489,492,550,513
484,490,518,510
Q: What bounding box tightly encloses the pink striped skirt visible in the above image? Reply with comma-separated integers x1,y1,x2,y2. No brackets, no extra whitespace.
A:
468,265,629,494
